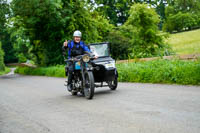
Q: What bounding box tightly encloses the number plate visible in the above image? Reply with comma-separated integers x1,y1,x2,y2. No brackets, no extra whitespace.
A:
105,63,115,68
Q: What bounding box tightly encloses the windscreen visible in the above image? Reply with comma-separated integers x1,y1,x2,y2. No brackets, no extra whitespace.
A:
90,43,109,57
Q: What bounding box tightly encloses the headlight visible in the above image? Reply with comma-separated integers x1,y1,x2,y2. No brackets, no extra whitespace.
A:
82,55,90,62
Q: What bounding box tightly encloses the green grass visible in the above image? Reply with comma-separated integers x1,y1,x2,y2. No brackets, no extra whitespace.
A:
15,65,65,77
167,29,200,54
117,59,200,85
0,67,11,76
15,60,200,85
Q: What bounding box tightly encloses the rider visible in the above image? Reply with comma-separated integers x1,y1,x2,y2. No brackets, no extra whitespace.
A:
62,30,91,91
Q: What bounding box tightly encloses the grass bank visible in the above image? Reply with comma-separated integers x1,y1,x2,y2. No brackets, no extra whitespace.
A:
167,29,200,54
117,59,200,85
15,60,200,85
0,67,11,76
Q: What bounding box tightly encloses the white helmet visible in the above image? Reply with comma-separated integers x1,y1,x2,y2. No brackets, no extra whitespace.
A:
73,30,82,37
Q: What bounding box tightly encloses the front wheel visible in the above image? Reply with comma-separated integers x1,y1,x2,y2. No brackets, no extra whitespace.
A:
108,77,118,90
84,71,95,99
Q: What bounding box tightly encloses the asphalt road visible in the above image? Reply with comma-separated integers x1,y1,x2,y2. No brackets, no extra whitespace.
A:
0,73,200,133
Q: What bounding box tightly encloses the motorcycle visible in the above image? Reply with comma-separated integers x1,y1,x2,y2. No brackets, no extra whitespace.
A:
64,42,118,99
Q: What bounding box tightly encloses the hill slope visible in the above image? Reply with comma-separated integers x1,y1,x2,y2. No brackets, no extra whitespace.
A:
167,29,200,54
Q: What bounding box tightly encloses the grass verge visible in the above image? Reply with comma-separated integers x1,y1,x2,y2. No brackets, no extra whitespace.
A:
0,67,11,76
117,59,200,85
15,60,200,85
15,65,65,77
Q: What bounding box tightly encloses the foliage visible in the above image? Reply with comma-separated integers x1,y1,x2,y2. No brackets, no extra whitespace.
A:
88,0,168,27
10,0,112,66
167,29,200,54
91,11,114,41
163,12,198,32
88,0,134,25
117,59,200,85
107,3,173,60
107,27,132,60
0,0,17,63
163,0,200,32
8,21,33,63
124,3,171,58
0,42,5,71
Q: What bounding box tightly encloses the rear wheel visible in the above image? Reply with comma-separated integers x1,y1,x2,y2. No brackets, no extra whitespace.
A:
108,77,118,90
84,71,95,99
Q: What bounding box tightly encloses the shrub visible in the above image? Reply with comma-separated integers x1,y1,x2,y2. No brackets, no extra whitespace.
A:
107,27,132,60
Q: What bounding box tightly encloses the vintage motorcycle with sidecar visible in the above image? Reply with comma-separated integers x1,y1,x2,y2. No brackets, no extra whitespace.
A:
63,42,118,99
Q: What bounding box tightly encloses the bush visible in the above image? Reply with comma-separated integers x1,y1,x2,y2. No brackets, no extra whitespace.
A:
117,59,200,85
107,27,132,60
163,12,198,32
0,42,5,71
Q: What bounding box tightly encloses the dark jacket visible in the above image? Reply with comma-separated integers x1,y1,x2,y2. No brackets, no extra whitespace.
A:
63,40,91,59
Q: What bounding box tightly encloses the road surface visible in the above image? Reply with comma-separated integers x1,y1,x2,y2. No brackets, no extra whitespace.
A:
0,73,200,133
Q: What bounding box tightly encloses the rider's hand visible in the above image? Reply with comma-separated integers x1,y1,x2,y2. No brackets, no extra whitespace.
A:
90,53,98,59
63,40,68,47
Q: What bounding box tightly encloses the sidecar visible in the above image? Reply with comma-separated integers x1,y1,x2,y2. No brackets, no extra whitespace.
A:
89,42,118,90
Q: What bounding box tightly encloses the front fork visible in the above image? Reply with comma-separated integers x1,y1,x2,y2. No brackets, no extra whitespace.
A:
81,62,93,89
81,62,86,89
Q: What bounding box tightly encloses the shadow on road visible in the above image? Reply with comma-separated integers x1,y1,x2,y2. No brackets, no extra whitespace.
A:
61,88,117,101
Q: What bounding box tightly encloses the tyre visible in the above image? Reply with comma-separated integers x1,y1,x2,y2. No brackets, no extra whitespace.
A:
108,77,118,90
84,71,95,99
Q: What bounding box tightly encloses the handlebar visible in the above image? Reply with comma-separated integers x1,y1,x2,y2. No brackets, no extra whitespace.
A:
62,46,96,62
64,54,93,62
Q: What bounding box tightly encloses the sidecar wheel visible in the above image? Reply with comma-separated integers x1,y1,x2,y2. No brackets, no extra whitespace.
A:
84,71,95,100
108,77,118,90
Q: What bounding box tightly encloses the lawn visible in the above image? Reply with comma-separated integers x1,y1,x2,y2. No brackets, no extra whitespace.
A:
167,29,200,55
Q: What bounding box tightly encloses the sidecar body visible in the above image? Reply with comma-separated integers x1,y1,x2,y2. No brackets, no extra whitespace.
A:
89,43,118,84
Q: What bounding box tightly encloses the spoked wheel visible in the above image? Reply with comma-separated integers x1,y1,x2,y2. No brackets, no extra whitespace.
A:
84,71,95,99
108,77,118,90
70,80,77,95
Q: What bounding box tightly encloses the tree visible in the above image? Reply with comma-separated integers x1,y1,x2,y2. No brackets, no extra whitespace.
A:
0,42,5,71
107,27,132,60
11,0,112,66
124,3,170,58
0,0,17,63
163,0,200,32
88,0,134,25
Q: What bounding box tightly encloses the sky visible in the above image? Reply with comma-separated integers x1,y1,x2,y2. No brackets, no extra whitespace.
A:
7,0,12,3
